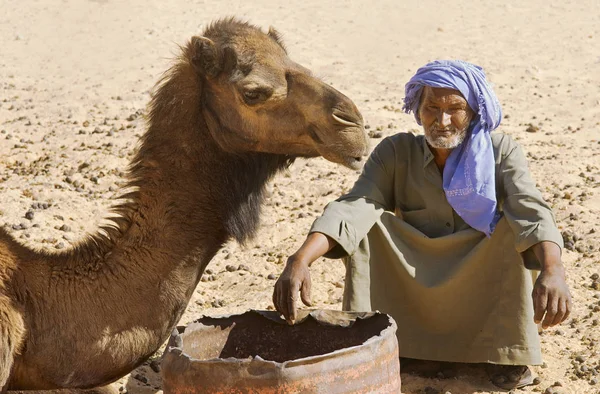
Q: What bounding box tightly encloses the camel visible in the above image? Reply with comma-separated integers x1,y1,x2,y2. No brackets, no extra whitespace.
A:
0,18,368,391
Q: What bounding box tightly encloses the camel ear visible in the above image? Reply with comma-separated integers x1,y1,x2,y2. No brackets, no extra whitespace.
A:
190,36,221,78
267,26,286,52
190,36,238,78
268,26,282,42
220,46,238,76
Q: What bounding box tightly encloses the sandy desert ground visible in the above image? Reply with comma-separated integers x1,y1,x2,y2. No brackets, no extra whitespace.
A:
1,0,599,392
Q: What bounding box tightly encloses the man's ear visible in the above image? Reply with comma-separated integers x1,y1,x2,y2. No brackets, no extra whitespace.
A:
189,36,237,78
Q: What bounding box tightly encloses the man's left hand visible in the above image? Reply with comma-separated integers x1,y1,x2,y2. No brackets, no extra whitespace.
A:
532,271,572,329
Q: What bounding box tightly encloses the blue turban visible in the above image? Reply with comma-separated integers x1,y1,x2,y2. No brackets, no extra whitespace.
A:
403,60,503,236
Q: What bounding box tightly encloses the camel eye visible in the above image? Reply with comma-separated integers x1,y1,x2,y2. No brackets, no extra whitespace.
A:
243,90,261,101
241,87,272,105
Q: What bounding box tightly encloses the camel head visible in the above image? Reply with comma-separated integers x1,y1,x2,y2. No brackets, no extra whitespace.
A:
187,19,369,170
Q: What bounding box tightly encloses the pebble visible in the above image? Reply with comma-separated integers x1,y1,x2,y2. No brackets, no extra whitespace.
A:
544,387,567,394
368,130,383,138
238,264,250,271
133,373,148,384
25,210,34,220
55,242,65,249
149,359,161,373
267,273,277,280
59,224,71,232
592,273,600,281
211,299,226,308
225,264,237,272
205,268,213,275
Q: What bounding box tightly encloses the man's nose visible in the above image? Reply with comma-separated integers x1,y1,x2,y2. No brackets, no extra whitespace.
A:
438,112,452,128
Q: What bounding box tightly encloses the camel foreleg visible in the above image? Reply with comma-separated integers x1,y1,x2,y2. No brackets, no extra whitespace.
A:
7,386,119,394
0,296,25,392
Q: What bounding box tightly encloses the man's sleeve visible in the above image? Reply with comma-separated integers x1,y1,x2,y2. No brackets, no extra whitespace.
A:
309,137,397,258
499,136,563,253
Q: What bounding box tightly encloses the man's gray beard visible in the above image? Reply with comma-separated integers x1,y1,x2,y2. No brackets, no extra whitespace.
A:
425,127,468,149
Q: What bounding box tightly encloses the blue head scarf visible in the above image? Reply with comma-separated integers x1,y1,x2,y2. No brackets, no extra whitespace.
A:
403,60,502,236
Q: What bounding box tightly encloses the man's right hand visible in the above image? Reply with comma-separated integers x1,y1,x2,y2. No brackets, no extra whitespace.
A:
272,232,337,324
273,257,313,324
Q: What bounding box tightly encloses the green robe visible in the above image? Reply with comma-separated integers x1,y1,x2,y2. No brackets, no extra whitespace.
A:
310,132,562,365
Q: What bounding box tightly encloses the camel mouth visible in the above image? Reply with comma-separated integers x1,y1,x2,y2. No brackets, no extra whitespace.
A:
307,122,368,170
342,155,366,170
322,150,368,170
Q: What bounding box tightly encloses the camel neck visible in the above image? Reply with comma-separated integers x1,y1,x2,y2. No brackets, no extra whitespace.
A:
47,60,291,284
9,59,293,388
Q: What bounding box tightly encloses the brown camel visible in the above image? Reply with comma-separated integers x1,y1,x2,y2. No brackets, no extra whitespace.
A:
0,18,368,391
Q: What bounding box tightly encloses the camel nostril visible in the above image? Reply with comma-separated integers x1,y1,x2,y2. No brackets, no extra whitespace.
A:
332,111,361,127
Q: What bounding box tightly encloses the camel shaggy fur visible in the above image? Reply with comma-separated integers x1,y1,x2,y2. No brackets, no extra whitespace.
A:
0,18,367,391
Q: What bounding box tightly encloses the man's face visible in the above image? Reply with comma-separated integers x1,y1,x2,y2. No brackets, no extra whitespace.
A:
418,87,474,150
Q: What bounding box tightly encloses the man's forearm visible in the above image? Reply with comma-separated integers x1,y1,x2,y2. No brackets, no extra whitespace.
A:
530,241,565,276
290,232,338,267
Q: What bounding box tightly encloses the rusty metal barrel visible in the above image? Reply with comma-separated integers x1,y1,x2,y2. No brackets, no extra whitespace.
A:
161,309,400,393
